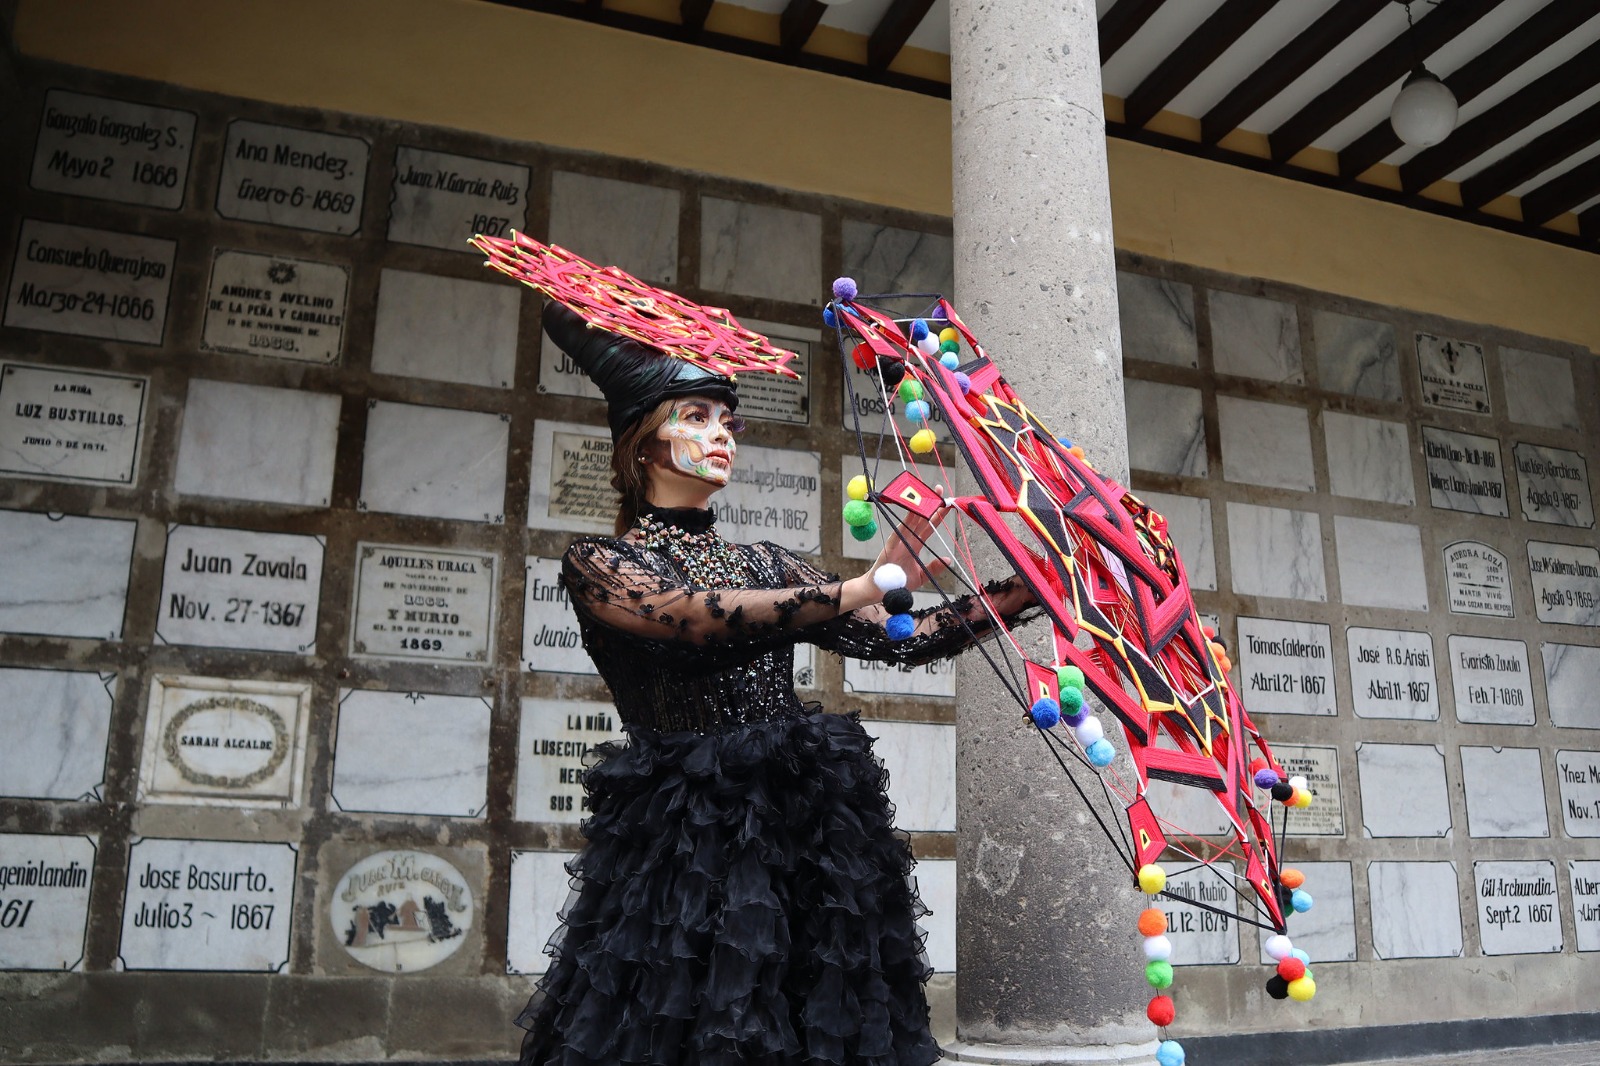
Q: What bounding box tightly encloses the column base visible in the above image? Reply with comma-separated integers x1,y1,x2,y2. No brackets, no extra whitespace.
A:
942,1038,1161,1064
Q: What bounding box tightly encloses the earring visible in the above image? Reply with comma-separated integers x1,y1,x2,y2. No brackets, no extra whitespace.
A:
637,455,649,463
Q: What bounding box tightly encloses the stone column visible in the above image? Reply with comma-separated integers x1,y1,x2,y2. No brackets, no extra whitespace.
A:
945,0,1153,1062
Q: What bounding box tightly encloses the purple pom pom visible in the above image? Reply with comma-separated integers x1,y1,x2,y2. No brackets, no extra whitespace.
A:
1254,768,1281,789
954,371,972,394
832,277,858,302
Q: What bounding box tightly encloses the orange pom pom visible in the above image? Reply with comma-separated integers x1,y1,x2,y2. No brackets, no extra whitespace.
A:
1069,445,1086,460
1281,868,1306,889
1138,908,1168,937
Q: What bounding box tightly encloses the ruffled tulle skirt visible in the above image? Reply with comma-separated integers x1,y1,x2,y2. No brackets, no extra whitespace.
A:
516,708,942,1066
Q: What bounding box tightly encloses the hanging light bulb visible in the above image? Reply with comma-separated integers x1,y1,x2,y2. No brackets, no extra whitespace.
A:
1391,66,1458,148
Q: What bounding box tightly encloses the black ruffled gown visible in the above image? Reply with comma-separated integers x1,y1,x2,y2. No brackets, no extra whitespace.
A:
517,506,1028,1066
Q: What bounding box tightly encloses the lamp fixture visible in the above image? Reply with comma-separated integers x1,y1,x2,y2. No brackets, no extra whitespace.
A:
1389,1,1458,148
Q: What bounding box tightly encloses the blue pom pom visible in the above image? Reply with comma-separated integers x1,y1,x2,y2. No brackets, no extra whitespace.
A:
832,277,858,302
954,372,972,394
911,319,929,341
1029,698,1061,729
1086,738,1116,767
1155,1040,1186,1066
822,306,837,328
1057,436,1074,450
1290,947,1311,964
940,352,961,370
885,613,916,641
1254,768,1281,789
1291,889,1314,913
904,400,931,422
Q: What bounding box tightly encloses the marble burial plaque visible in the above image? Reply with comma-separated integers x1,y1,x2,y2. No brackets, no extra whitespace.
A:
173,380,341,508
351,543,497,663
1416,332,1489,414
6,219,174,344
506,849,575,975
734,318,812,424
1556,751,1600,837
1444,541,1513,618
1514,444,1593,528
31,89,196,209
844,591,955,699
1448,635,1534,725
331,691,490,819
157,525,323,653
372,269,518,389
523,556,595,675
1357,743,1451,838
1460,746,1547,838
1545,642,1600,730
516,698,620,824
918,859,958,973
0,667,115,802
216,120,367,234
1528,541,1600,626
1571,861,1600,951
860,720,955,833
842,356,950,440
1269,744,1344,836
1256,861,1357,964
1347,627,1438,721
0,510,135,640
331,849,474,973
1422,427,1506,516
358,401,510,523
201,250,347,364
1369,861,1462,959
120,837,296,971
0,363,147,485
137,675,312,808
0,833,96,971
1475,860,1561,956
528,420,614,535
1236,617,1336,717
718,444,822,555
536,330,604,402
1159,861,1239,966
794,640,816,691
388,146,528,251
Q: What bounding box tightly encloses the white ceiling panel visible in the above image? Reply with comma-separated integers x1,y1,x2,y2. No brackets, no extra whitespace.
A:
905,0,950,54
1237,4,1408,134
1165,0,1342,119
1450,82,1600,183
719,0,788,14
1508,139,1600,199
1100,0,1230,99
818,0,896,36
1574,193,1600,215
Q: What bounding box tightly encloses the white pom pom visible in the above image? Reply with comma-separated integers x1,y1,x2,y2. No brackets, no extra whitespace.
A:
1073,716,1104,746
873,564,908,592
1288,775,1309,792
1264,934,1293,961
1143,934,1173,961
917,336,941,356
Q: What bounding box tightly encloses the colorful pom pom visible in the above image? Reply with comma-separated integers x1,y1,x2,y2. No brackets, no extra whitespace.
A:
1280,868,1306,890
1086,738,1115,767
846,475,872,501
1073,715,1104,747
873,564,907,592
1264,935,1293,961
849,520,879,541
1265,975,1290,1000
1290,948,1311,965
885,613,915,641
1291,889,1313,913
1293,789,1313,809
1137,864,1167,894
842,500,874,527
1147,995,1176,1027
832,277,858,301
1287,975,1316,1002
938,327,958,344
1276,957,1306,982
879,360,906,387
1059,683,1085,710
1155,1040,1186,1066
1144,959,1174,990
1289,775,1309,792
882,588,914,614
1143,934,1173,962
1056,665,1086,690
1029,698,1061,729
917,335,941,356
851,343,876,370
1271,782,1295,802
939,338,960,354
910,319,930,341
904,400,931,422
822,306,837,328
1254,768,1281,789
1137,908,1167,937
909,428,937,453
939,352,961,370
898,379,924,402
954,371,972,393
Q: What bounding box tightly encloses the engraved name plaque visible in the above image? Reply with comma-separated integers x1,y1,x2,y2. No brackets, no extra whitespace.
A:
1237,618,1336,717
351,543,497,663
5,219,175,344
1417,332,1489,414
1444,541,1513,618
216,120,368,235
202,250,348,364
388,146,529,252
156,525,323,653
0,363,147,485
31,89,196,209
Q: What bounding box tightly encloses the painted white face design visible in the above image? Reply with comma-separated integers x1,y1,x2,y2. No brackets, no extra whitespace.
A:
656,398,740,486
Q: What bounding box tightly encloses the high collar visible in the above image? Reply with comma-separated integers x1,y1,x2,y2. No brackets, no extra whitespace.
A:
638,502,717,534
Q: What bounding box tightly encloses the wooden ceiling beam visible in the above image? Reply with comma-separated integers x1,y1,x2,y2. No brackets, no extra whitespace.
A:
1123,0,1280,129
1458,100,1600,210
1520,153,1600,227
1200,0,1389,146
1580,205,1600,242
867,0,937,72
680,0,714,39
1099,0,1169,65
1268,0,1506,164
1399,37,1600,195
1337,1,1599,182
778,0,826,58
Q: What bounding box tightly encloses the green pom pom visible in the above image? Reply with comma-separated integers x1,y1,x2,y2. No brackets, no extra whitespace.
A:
1059,685,1085,713
1146,960,1174,989
842,500,874,527
1056,665,1086,691
939,338,959,354
898,379,924,403
849,519,879,542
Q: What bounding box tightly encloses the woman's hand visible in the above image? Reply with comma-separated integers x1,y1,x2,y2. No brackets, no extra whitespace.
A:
839,487,955,610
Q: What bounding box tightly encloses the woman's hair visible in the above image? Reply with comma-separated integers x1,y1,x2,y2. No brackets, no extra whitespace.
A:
610,398,677,536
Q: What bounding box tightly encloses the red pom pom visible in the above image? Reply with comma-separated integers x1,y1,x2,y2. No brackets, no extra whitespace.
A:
852,342,876,370
1249,757,1268,776
1277,957,1306,982
1147,995,1176,1027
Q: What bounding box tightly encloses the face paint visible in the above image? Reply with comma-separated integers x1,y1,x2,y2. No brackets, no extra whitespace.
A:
655,398,739,486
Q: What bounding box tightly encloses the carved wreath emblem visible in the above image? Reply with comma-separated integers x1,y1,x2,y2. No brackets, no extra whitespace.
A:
161,696,290,790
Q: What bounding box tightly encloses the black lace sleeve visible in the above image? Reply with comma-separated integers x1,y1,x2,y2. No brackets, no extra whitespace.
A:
763,544,1042,668
561,537,849,647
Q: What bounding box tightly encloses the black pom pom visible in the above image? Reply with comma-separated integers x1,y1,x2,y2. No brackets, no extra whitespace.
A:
1265,975,1289,1000
1209,635,1227,652
883,588,915,614
878,359,906,386
1276,884,1296,913
1271,783,1295,802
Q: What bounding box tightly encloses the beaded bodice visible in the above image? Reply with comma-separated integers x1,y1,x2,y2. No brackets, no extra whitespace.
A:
560,505,1041,734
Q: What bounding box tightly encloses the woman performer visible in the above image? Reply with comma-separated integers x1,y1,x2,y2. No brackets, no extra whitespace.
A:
519,301,1038,1066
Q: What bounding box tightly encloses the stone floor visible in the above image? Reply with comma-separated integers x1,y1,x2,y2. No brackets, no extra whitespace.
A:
1353,1043,1600,1065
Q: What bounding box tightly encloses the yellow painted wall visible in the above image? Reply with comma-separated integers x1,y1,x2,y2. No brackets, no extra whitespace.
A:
17,0,1600,353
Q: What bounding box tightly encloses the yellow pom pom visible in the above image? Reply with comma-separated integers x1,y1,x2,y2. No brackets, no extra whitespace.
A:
1287,975,1316,1001
1137,864,1167,895
1294,789,1314,809
938,327,959,344
846,475,872,501
909,429,937,454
